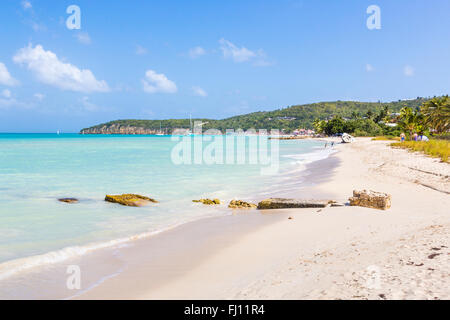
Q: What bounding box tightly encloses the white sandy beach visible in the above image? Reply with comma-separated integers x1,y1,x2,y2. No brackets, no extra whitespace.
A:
72,138,449,300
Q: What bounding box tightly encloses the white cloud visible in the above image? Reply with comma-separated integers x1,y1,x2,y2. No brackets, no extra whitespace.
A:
218,39,270,66
80,96,102,112
0,98,17,109
20,1,47,32
192,86,207,97
188,46,206,59
142,70,177,94
30,21,46,32
1,89,11,98
21,0,32,10
13,44,110,93
219,39,256,63
0,63,19,86
34,93,45,101
0,94,27,109
366,64,374,72
136,45,148,55
0,88,28,109
404,65,414,77
252,55,272,67
75,32,91,45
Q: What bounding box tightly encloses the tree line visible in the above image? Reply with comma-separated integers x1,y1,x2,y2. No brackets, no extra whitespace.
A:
312,96,449,138
80,97,449,137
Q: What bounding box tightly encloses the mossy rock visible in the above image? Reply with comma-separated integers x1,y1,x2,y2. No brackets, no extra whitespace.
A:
349,190,391,210
58,198,79,204
228,200,257,209
192,198,221,205
105,194,158,207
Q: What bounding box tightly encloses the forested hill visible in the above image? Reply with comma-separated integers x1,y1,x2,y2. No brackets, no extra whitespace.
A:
80,98,427,134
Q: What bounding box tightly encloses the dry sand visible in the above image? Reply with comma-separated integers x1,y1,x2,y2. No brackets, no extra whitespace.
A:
76,138,449,300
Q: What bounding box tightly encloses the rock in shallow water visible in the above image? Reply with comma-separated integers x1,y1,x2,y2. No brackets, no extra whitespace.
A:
105,194,158,207
192,198,221,205
349,190,391,210
58,198,79,203
228,200,257,209
257,198,336,210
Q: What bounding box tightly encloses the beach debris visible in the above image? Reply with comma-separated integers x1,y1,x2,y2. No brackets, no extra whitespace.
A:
330,202,346,207
341,133,355,143
348,190,391,210
257,198,336,210
105,194,158,207
58,198,79,203
427,253,441,259
192,198,221,205
228,200,257,209
288,216,293,220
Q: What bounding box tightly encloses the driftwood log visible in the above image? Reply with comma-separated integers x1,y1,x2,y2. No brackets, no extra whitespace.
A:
257,198,337,210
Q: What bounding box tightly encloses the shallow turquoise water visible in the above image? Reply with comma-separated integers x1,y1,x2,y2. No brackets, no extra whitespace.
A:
0,133,330,269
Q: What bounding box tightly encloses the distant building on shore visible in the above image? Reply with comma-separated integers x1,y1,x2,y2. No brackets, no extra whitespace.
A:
293,128,315,136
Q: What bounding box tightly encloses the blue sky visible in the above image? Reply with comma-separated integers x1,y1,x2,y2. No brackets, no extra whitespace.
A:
0,0,449,132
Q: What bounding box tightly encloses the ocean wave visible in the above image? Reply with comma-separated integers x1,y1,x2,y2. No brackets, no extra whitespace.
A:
0,215,219,281
0,142,334,283
281,148,338,175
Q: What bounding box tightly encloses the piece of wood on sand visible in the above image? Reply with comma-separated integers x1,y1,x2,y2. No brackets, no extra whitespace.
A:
257,198,337,210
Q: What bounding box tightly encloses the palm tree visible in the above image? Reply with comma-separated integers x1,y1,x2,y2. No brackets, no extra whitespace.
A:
421,96,450,133
398,107,423,138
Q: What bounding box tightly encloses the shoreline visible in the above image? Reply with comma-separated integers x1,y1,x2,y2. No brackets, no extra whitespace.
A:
78,138,449,300
1,137,448,299
0,139,339,299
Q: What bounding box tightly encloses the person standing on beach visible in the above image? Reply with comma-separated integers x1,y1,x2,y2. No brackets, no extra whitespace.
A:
325,142,328,148
400,133,405,142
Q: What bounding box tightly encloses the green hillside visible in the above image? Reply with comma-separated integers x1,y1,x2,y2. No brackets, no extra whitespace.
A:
80,98,428,134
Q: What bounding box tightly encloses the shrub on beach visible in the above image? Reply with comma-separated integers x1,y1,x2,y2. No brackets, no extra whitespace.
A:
391,140,450,163
372,136,401,141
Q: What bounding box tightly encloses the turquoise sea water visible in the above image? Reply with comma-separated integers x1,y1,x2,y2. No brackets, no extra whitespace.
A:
0,133,333,278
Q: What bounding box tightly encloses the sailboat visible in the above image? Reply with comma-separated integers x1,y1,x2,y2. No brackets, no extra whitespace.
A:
156,122,164,136
185,114,208,136
185,114,193,136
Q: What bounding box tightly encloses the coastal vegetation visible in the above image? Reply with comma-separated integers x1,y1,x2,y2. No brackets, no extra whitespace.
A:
80,97,449,155
391,140,450,163
80,98,427,134
372,136,401,141
421,96,450,134
313,96,449,138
